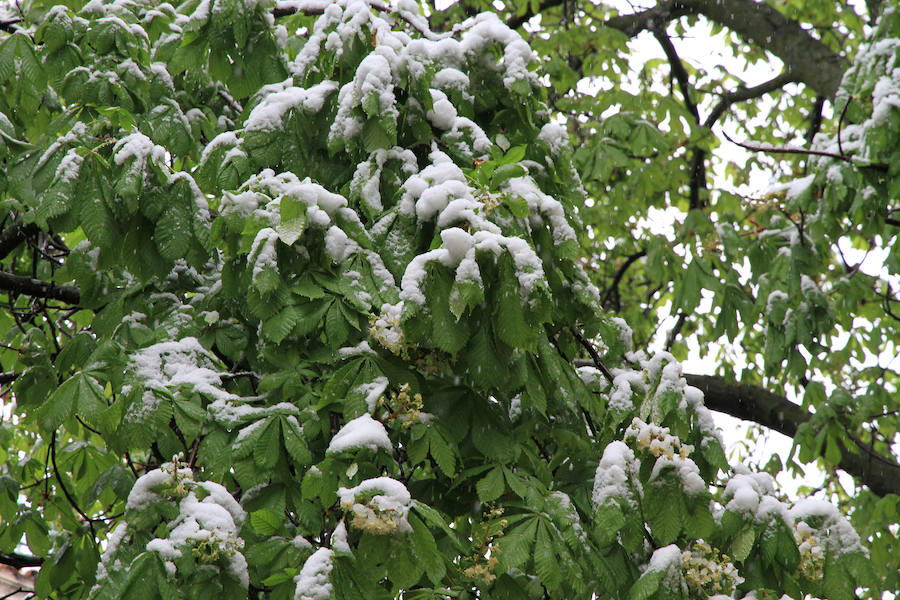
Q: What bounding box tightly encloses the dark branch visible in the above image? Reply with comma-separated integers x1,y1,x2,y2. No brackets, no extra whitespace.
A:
601,0,845,98
602,250,647,311
652,27,699,122
677,0,845,97
0,222,38,261
572,330,614,385
722,129,853,163
51,432,97,539
650,26,709,211
0,552,43,568
0,271,80,304
603,1,697,38
0,18,23,34
804,95,827,146
507,0,565,30
685,374,900,497
705,72,798,129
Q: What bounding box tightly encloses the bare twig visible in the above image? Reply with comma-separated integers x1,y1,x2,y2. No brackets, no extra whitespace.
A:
837,95,852,158
722,129,853,163
571,330,614,385
51,432,98,540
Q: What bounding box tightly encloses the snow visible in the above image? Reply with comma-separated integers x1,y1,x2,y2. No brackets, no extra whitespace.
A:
54,149,83,185
426,89,457,130
338,476,412,534
354,377,389,412
125,464,249,587
199,131,239,165
113,131,167,168
130,337,232,402
245,80,339,131
331,521,352,554
538,122,569,155
294,547,334,600
723,472,776,515
608,371,640,412
349,147,418,213
592,441,640,508
338,340,376,357
326,413,392,453
789,498,865,555
645,544,682,573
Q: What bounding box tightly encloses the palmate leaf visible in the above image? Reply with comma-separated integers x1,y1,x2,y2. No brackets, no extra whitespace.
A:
498,516,538,571
426,427,457,477
37,372,108,433
643,476,685,546
495,253,536,352
534,521,563,592
476,466,505,502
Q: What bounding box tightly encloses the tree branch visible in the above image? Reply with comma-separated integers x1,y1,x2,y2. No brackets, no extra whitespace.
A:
0,271,80,304
507,0,565,30
602,0,845,98
721,129,853,163
571,330,614,385
603,1,698,38
685,374,900,496
0,222,38,261
0,552,43,568
601,249,647,311
705,72,798,129
0,18,23,34
677,0,846,97
651,26,699,122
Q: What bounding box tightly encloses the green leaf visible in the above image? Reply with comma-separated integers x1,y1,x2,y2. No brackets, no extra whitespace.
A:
534,521,563,591
732,525,756,562
628,568,665,600
476,466,505,502
277,197,308,245
253,418,282,469
427,428,456,477
251,509,283,535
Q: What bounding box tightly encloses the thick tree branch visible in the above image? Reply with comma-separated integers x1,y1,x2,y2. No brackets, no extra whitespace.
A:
602,0,846,98
507,0,565,30
676,0,845,97
0,271,80,304
0,552,43,568
0,222,38,261
685,374,900,496
603,1,698,37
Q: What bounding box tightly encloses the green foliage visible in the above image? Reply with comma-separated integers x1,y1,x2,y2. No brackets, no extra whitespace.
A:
0,0,889,599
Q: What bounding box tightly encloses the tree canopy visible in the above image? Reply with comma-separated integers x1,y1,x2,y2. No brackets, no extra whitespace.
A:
0,0,896,599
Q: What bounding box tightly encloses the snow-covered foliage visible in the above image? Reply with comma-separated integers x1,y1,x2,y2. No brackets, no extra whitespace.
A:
0,0,877,599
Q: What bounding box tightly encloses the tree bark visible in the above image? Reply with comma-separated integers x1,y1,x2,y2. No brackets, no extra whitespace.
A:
686,374,900,497
0,271,80,304
603,0,846,98
0,552,43,568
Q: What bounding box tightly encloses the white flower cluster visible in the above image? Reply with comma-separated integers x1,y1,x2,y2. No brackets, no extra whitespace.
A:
369,302,406,356
625,418,694,460
681,540,743,597
123,462,249,586
793,520,825,579
338,477,412,535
